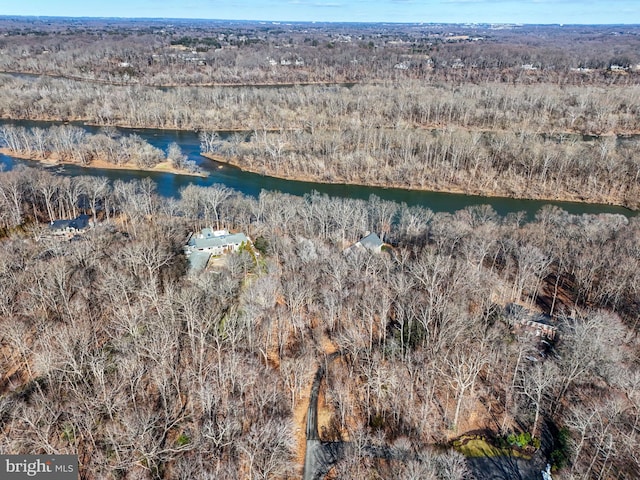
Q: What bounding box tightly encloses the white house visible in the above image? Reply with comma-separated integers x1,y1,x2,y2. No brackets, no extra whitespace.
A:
185,228,249,256
184,228,250,270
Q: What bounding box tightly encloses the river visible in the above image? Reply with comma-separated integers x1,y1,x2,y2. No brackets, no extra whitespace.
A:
0,119,635,220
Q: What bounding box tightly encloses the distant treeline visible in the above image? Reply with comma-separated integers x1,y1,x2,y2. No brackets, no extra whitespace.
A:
1,17,639,86
2,76,640,135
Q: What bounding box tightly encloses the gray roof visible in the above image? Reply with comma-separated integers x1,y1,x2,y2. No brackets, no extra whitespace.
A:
188,230,249,250
49,214,91,232
359,232,383,250
187,251,211,271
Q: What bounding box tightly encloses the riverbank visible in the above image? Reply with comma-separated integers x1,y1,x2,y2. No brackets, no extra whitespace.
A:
0,148,208,178
1,114,637,212
201,153,638,212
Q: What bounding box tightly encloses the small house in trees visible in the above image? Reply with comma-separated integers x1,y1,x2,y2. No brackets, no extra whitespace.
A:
506,303,558,341
344,232,384,255
49,214,92,236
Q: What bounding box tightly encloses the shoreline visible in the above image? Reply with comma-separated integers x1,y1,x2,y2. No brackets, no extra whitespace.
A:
201,153,638,212
0,114,276,134
0,148,208,178
0,114,636,211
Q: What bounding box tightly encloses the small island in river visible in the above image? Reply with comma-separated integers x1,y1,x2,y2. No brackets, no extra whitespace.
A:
0,123,207,177
1,148,208,177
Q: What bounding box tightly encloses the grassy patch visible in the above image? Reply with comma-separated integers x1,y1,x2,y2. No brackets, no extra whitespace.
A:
454,437,532,459
455,438,502,458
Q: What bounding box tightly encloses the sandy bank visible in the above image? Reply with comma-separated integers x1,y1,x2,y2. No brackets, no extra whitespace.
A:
1,148,208,178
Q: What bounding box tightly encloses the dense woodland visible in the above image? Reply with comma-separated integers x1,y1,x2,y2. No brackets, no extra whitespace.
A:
0,166,640,479
1,17,640,480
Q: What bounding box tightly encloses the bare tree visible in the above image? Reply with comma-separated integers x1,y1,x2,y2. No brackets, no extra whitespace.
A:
443,347,488,431
78,175,110,225
517,361,559,438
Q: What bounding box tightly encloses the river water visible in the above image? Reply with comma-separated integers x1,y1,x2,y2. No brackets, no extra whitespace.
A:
0,119,635,219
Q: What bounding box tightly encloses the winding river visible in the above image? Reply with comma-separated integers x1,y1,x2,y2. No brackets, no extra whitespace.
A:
0,119,635,220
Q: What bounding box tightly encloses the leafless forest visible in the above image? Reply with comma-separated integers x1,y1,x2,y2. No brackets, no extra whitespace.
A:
1,17,640,480
0,166,639,478
1,18,640,207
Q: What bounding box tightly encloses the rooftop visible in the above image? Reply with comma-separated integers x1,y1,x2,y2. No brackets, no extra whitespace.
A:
359,232,383,251
186,228,249,251
49,214,91,232
187,251,212,271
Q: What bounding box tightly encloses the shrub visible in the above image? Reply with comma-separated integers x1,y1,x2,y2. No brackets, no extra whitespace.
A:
253,235,269,254
507,431,534,448
551,428,571,470
176,433,190,447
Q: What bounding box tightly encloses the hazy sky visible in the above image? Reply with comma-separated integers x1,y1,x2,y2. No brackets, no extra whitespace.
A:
3,0,640,24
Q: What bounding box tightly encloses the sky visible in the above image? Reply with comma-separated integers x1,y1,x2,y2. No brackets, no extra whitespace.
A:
2,0,640,25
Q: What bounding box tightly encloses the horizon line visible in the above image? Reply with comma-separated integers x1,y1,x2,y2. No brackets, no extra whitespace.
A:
1,14,639,27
